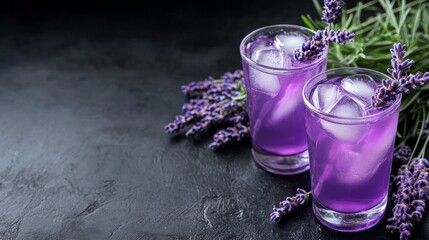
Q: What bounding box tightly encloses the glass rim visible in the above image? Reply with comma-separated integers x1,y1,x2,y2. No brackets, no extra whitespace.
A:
239,24,328,74
302,67,402,124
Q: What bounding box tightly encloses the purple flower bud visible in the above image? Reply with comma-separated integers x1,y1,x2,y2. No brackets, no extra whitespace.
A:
414,179,428,189
400,230,411,240
270,210,282,223
164,123,179,133
411,211,423,221
321,0,344,24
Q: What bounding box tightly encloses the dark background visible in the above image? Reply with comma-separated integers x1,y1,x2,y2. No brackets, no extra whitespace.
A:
0,0,427,239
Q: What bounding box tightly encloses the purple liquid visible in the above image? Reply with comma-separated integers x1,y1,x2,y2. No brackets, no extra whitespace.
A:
305,78,399,213
242,33,327,156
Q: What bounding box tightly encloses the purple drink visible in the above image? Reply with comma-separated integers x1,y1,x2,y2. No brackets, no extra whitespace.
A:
240,25,327,175
303,68,401,232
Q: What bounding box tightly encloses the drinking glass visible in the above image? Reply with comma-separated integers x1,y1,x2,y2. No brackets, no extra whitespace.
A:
240,24,327,175
302,67,401,231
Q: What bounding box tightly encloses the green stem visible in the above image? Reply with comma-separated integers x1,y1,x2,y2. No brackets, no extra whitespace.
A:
211,79,225,83
400,91,421,112
407,106,426,165
399,117,408,145
417,112,429,158
232,94,246,101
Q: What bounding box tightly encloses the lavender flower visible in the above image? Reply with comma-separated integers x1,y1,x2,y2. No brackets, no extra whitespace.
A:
270,188,311,223
294,28,355,62
387,158,429,240
387,43,414,80
321,0,344,23
372,43,429,108
294,0,354,62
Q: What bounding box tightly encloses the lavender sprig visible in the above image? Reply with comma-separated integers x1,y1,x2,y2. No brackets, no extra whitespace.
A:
387,158,429,240
270,188,311,223
294,0,354,62
372,43,429,108
294,28,355,61
165,70,250,149
208,123,250,150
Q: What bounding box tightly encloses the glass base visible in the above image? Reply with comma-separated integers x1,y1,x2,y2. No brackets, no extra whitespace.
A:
251,148,309,175
312,196,387,232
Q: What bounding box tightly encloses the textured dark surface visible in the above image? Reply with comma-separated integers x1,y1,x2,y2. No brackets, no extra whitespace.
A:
0,0,427,239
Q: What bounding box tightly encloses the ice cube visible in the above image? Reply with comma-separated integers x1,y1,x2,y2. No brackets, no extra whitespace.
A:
270,81,301,121
321,120,365,143
248,46,283,95
321,96,366,142
311,84,341,111
334,145,380,185
315,116,398,188
251,46,284,68
335,122,397,185
328,96,365,117
274,33,307,55
341,74,378,106
249,68,280,96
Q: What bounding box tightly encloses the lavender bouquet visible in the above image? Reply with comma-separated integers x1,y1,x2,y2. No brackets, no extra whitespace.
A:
164,70,249,150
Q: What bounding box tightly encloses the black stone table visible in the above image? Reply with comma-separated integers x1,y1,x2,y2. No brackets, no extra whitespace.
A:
0,1,427,239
